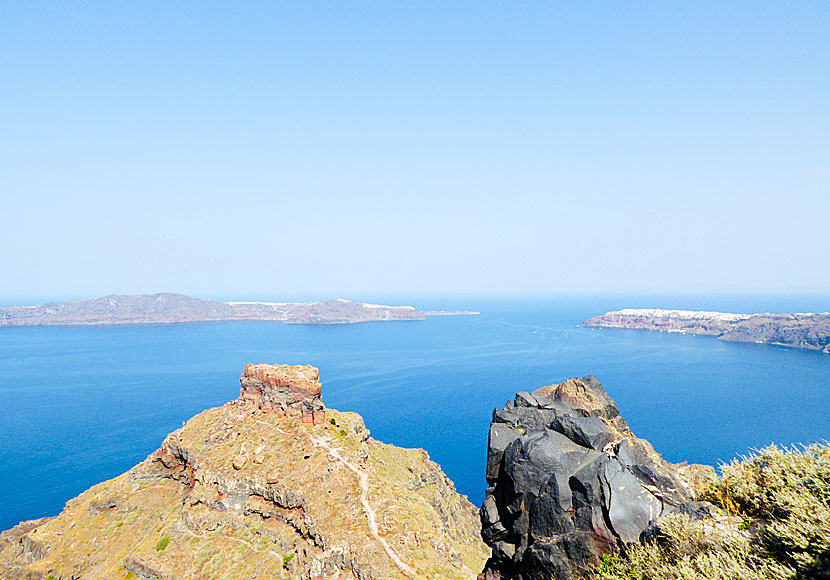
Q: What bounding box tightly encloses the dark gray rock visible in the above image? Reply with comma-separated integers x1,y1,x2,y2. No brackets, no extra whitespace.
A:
675,501,719,521
493,406,563,431
550,415,618,450
480,376,698,580
487,424,522,483
515,392,540,408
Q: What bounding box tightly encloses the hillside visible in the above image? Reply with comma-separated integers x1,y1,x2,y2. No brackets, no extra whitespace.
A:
0,364,488,580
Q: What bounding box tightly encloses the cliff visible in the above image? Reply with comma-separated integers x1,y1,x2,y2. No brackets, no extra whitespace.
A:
0,365,488,580
584,308,830,354
480,376,715,580
0,294,480,327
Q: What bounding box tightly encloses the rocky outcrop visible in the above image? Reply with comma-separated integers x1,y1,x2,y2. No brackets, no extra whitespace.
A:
584,308,830,354
0,364,488,580
239,364,325,425
480,376,713,580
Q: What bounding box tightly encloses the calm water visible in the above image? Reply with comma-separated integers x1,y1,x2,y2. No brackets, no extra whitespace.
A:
1,295,829,531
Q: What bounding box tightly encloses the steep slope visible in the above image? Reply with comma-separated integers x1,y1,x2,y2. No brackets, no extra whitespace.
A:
0,365,488,580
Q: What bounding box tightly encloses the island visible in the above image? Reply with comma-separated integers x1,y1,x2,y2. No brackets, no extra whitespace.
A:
584,308,830,353
0,293,479,327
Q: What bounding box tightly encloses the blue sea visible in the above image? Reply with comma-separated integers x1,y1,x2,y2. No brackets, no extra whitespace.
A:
1,295,829,531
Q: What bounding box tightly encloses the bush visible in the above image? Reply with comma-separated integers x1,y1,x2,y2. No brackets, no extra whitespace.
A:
593,444,830,580
156,536,171,551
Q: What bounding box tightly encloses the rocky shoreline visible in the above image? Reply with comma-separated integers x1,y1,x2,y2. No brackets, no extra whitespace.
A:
584,308,830,354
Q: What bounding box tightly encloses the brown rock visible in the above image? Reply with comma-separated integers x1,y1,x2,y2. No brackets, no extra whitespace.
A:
266,469,280,484
157,450,179,468
532,376,619,418
232,454,248,470
253,453,264,465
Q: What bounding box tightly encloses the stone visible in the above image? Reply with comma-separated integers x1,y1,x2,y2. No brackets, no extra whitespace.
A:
266,469,281,484
480,376,704,580
549,415,620,450
514,392,539,408
232,454,248,470
486,424,522,483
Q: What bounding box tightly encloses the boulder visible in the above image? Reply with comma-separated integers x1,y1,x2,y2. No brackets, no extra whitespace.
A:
480,376,704,580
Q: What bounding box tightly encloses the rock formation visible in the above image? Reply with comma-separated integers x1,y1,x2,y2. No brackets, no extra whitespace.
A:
479,376,714,580
239,364,325,425
584,308,830,354
0,364,488,580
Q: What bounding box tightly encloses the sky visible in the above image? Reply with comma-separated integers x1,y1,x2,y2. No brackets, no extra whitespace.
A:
1,2,829,301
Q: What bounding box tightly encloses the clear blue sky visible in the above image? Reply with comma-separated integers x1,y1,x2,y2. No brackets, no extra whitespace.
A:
2,2,829,300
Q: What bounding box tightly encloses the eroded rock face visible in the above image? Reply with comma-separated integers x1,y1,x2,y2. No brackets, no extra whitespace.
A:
480,376,711,580
240,363,325,425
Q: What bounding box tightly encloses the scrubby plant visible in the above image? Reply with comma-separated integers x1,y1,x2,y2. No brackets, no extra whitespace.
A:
593,443,830,580
156,536,171,551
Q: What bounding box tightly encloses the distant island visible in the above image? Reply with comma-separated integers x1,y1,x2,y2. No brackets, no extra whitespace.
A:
584,308,830,353
0,293,478,327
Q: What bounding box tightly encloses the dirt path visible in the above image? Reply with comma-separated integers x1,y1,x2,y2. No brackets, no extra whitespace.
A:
309,434,416,578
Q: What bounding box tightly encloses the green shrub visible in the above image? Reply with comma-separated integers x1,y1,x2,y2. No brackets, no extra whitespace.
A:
283,553,294,568
156,536,171,551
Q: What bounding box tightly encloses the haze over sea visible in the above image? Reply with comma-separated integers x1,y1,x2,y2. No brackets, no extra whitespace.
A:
1,294,829,531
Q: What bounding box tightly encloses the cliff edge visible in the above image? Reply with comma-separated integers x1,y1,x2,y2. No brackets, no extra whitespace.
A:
0,365,488,580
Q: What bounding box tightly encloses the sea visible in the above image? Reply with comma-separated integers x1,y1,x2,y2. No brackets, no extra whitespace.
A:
1,294,829,532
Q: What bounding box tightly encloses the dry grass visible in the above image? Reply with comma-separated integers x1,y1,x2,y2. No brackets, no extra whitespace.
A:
593,443,830,580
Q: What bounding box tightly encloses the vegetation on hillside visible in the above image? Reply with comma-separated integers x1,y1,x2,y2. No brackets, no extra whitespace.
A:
593,443,830,580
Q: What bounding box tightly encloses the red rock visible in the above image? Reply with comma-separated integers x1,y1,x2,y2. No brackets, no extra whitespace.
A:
157,451,179,468
239,364,325,423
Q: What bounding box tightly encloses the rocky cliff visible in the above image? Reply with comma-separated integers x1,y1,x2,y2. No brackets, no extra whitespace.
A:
479,376,714,580
584,308,830,354
0,365,488,580
0,294,474,327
